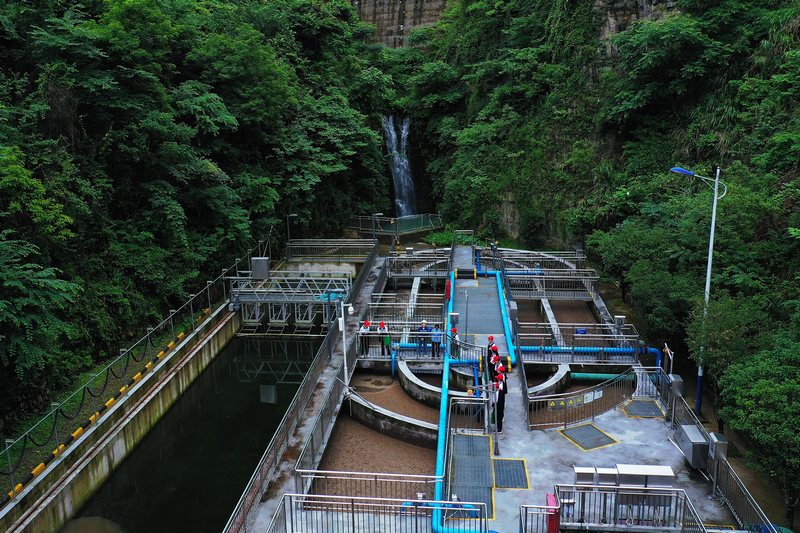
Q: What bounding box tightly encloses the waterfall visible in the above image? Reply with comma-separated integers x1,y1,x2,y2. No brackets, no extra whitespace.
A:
383,115,416,216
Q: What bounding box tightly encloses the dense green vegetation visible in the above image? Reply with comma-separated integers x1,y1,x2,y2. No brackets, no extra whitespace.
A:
0,0,389,433
384,0,800,522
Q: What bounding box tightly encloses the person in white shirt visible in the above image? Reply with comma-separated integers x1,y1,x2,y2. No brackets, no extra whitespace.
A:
359,320,371,356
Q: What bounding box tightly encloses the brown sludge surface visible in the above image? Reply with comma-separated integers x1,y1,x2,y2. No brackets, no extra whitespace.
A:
351,373,439,423
550,301,596,323
318,417,436,474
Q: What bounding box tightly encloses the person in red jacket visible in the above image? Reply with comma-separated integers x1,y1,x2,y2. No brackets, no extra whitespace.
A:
494,372,508,433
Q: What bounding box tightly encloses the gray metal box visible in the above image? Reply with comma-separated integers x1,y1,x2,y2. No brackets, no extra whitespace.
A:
596,467,617,486
676,424,708,469
251,257,270,279
574,466,595,485
669,374,684,396
709,432,729,461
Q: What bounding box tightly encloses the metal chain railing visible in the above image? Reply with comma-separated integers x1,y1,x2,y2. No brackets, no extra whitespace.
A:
1,240,267,509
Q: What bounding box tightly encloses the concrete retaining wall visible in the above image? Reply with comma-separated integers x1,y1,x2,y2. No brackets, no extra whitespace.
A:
4,307,240,533
397,361,470,408
527,363,571,396
346,395,437,449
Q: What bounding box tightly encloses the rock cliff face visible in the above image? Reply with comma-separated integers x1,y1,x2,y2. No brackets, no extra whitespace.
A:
351,0,447,47
596,0,674,48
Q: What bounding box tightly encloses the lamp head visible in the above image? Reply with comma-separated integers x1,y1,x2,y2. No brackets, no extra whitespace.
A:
348,304,355,315
288,213,298,219
670,167,695,177
374,212,384,217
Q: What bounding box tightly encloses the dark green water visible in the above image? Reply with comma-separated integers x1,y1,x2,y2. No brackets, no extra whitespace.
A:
63,337,319,533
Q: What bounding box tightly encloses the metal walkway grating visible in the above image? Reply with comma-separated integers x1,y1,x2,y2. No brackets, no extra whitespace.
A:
452,434,491,456
493,459,528,489
624,399,664,418
560,423,618,451
451,455,493,486
448,486,493,517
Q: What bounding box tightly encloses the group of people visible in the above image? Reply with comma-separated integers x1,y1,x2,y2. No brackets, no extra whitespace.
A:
415,320,443,357
485,335,508,433
358,319,455,357
358,320,392,356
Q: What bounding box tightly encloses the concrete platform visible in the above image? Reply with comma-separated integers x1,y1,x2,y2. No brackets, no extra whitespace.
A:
489,405,737,532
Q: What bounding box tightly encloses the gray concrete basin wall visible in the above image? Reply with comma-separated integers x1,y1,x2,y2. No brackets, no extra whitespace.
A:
397,360,470,408
346,395,438,449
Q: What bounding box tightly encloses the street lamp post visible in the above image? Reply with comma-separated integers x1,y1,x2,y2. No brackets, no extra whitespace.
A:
337,296,356,385
371,212,384,244
670,165,727,416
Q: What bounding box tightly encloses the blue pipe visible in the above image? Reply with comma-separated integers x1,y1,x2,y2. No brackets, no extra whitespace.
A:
520,345,662,358
521,346,637,354
504,270,545,276
391,349,397,378
431,272,455,532
495,271,518,366
472,364,480,397
648,347,662,369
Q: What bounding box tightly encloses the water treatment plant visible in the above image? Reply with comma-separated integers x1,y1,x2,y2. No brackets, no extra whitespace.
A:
0,223,781,533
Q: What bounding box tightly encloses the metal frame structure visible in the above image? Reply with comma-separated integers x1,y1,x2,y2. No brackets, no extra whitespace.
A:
235,338,318,385
386,255,451,279
505,268,599,301
286,239,376,262
346,213,444,235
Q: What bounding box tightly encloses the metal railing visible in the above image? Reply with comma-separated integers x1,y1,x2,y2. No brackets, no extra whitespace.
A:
287,239,376,262
293,340,358,490
1,240,267,510
386,255,451,278
527,368,665,429
345,214,444,235
506,269,600,301
710,458,777,532
367,303,445,325
346,246,378,305
518,322,639,349
520,503,560,533
498,248,586,268
554,484,707,532
294,470,441,501
668,393,777,533
370,293,443,304
266,493,489,533
445,397,489,499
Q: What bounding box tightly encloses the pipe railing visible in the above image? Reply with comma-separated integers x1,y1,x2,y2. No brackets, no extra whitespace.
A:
386,256,451,278
1,239,267,511
287,239,377,263
519,502,560,533
266,493,488,533
554,484,707,532
294,470,441,501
